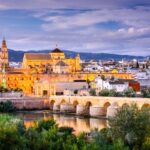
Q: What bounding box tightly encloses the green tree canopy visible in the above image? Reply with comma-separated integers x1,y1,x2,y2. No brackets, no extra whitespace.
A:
108,104,150,149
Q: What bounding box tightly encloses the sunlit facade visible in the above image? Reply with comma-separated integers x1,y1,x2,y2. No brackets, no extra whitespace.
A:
0,39,134,96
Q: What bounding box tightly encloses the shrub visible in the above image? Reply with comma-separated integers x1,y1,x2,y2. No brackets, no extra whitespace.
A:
58,127,74,135
89,89,97,96
37,119,56,132
141,88,150,98
123,87,136,97
0,114,25,150
99,89,110,96
0,101,16,112
108,104,150,149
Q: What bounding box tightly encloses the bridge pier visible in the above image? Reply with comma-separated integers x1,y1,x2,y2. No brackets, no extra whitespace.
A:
53,103,60,112
76,105,89,115
89,106,105,117
60,103,76,113
106,103,119,118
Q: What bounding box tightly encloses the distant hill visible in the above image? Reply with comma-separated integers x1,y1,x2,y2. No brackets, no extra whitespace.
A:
8,49,145,62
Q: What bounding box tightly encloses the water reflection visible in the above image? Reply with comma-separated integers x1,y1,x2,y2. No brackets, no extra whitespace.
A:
15,111,107,134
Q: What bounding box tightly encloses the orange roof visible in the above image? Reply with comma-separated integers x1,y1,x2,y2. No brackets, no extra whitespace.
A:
25,53,51,60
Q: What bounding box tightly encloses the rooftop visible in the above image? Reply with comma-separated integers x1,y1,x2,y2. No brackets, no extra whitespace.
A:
25,53,51,60
56,61,68,66
51,48,64,53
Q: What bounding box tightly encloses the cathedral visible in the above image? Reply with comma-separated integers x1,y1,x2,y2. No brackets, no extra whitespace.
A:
0,39,133,95
22,48,81,73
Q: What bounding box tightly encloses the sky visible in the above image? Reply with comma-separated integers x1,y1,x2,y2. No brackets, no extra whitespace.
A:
0,0,150,56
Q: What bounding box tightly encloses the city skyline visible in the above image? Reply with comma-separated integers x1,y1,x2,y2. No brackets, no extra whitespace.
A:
0,0,150,56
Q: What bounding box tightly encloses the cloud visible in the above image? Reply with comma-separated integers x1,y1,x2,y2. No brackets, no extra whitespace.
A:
41,7,150,31
0,0,150,10
0,0,150,56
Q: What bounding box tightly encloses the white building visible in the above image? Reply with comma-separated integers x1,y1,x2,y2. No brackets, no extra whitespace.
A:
84,64,104,72
95,77,128,92
135,70,150,88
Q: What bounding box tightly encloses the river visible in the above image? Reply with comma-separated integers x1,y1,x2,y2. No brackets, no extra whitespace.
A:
14,111,107,134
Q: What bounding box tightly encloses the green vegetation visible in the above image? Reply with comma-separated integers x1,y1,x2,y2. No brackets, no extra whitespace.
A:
0,86,23,92
89,89,97,96
123,87,136,97
141,88,150,98
108,104,150,150
0,114,88,150
13,88,23,92
0,101,16,112
0,104,149,150
101,75,106,81
98,88,136,97
0,86,9,92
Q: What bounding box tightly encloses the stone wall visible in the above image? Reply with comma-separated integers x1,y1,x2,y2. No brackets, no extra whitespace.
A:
0,92,23,98
0,97,49,110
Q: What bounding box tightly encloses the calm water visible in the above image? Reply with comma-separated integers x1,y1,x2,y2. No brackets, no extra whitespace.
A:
14,111,107,134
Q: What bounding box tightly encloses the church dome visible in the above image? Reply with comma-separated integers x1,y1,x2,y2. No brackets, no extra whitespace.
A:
51,48,64,53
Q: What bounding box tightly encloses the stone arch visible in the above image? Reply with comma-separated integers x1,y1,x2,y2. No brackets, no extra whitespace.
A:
85,101,92,110
103,102,111,111
141,103,150,110
85,101,92,107
50,100,55,110
50,100,55,105
122,103,129,108
73,100,79,108
60,99,66,104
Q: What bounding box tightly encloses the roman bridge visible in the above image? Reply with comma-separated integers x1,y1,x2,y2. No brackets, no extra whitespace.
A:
47,96,150,118
1,96,150,118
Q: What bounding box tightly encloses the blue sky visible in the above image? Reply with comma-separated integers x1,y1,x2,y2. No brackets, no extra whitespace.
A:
0,0,150,56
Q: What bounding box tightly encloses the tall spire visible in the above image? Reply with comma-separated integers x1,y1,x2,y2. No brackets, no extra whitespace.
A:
2,37,7,48
0,38,9,70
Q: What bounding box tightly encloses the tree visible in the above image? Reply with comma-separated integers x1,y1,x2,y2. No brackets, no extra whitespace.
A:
110,76,115,81
58,127,74,135
90,128,129,150
99,89,110,96
37,119,57,132
123,87,136,97
89,89,97,96
108,104,150,149
141,88,150,98
135,61,139,68
101,75,105,81
0,101,16,112
0,114,25,150
108,89,121,97
146,63,149,69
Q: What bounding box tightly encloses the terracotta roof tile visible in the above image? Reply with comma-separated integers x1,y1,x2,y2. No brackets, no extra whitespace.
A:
25,53,51,60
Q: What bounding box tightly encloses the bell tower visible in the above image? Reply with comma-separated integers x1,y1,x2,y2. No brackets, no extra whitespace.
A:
0,38,9,70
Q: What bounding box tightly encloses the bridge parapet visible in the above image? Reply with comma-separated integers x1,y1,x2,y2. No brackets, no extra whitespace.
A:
49,96,150,108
